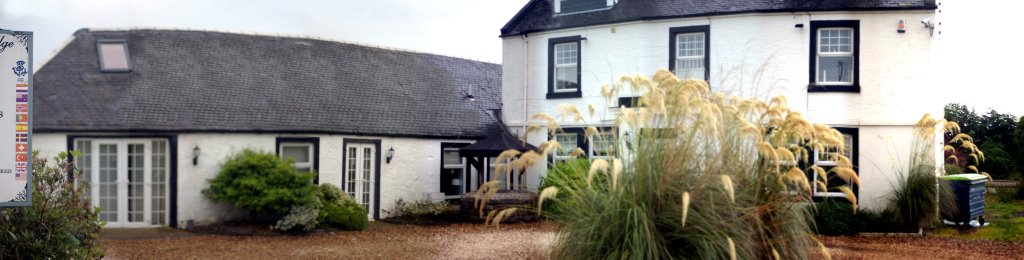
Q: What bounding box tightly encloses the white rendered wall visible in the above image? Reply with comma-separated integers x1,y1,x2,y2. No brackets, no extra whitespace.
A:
31,133,67,161
35,132,479,227
501,11,941,201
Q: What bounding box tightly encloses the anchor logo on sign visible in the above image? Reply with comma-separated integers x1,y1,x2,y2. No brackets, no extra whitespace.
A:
12,61,27,77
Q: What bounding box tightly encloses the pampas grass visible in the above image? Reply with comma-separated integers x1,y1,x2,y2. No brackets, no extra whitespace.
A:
484,69,864,259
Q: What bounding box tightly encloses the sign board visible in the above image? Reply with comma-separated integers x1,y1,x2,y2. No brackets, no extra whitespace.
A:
0,30,32,207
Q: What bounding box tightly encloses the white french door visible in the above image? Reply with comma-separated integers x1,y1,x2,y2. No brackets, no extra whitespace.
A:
76,139,169,227
345,143,376,219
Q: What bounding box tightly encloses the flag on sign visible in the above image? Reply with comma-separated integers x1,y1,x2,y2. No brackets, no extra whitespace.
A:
16,89,27,93
16,93,27,102
15,133,27,142
16,113,26,123
16,84,27,89
16,153,27,162
15,143,26,152
15,103,27,113
16,124,27,132
15,162,26,173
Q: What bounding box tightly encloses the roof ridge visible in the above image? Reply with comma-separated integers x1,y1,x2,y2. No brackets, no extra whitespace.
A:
82,27,500,66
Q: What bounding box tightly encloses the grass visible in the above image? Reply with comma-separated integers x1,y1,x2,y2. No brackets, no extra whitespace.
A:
932,192,1024,242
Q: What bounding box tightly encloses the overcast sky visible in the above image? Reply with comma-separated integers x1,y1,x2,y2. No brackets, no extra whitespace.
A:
1,0,1020,117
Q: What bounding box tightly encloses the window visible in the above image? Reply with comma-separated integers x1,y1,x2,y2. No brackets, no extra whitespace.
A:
590,132,615,159
97,40,130,72
811,128,858,198
488,157,513,190
441,143,469,198
277,137,320,183
555,0,612,14
548,36,583,99
669,26,710,81
551,128,587,162
809,21,860,92
554,133,578,162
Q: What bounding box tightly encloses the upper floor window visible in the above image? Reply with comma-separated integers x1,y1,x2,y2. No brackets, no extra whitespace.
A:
548,36,583,99
555,0,613,14
809,21,860,93
669,26,710,81
97,40,130,72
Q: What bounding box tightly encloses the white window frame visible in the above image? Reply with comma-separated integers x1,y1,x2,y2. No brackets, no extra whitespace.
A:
815,28,855,85
812,134,855,197
442,147,466,199
488,157,513,190
675,32,705,79
74,138,169,227
553,42,579,92
280,142,315,172
553,133,579,162
589,132,615,159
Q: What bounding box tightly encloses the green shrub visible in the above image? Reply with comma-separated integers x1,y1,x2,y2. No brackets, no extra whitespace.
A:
811,199,857,235
0,151,104,259
203,149,317,216
316,184,367,231
978,141,1016,179
538,158,595,215
944,163,961,175
390,199,455,218
272,203,320,232
1012,173,1024,200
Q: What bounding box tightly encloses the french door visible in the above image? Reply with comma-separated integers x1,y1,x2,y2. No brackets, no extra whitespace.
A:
76,139,169,227
345,143,376,219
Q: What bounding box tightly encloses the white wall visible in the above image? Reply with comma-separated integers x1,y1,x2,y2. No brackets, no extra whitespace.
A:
36,132,480,227
501,10,942,204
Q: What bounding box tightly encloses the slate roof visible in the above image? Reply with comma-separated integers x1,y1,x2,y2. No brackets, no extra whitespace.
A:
34,29,502,139
501,0,937,36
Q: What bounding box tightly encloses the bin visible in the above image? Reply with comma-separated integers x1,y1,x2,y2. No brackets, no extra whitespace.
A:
940,174,988,226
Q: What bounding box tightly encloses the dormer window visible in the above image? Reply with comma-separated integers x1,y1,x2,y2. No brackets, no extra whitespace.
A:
555,0,614,14
97,40,130,72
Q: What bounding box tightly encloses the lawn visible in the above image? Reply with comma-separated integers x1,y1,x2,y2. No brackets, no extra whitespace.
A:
931,190,1024,242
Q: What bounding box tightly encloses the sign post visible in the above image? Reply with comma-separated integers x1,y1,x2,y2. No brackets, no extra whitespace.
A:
0,30,31,207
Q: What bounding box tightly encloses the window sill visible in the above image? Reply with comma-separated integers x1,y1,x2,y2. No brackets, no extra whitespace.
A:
807,84,860,93
547,91,582,99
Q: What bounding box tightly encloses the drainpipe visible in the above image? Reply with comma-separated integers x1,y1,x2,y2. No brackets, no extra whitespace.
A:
521,34,529,134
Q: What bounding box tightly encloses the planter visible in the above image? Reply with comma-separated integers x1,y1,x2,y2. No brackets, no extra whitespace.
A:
460,190,539,223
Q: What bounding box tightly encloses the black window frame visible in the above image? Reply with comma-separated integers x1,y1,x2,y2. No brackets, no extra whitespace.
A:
547,36,583,99
96,39,132,73
668,25,711,81
808,20,860,93
276,137,320,184
440,142,471,197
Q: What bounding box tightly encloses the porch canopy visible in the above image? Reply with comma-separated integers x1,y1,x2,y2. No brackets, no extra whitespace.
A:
459,129,539,189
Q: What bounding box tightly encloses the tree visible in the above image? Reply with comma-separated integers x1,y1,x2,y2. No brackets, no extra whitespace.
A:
945,103,982,137
1015,116,1024,174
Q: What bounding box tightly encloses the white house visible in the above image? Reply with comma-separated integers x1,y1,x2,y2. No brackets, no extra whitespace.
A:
32,29,501,228
499,0,943,211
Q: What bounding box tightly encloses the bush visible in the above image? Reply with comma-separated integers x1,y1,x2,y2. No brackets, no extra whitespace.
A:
203,149,317,216
978,141,1017,179
390,199,456,218
538,158,594,215
272,204,320,232
317,184,367,231
0,151,104,259
944,163,961,175
511,71,848,259
811,199,857,235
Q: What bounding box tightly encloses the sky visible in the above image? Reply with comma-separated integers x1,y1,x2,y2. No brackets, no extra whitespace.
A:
1,0,1021,117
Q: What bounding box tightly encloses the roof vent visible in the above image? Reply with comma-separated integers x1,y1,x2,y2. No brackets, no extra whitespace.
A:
97,39,130,72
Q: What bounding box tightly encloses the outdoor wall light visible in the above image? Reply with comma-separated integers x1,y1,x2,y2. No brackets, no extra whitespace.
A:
386,146,395,164
192,145,201,165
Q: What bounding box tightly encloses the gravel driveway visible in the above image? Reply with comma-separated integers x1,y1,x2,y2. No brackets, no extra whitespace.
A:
102,223,1024,259
102,222,555,259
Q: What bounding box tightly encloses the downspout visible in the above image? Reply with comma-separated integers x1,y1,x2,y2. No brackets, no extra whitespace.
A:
521,34,529,134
